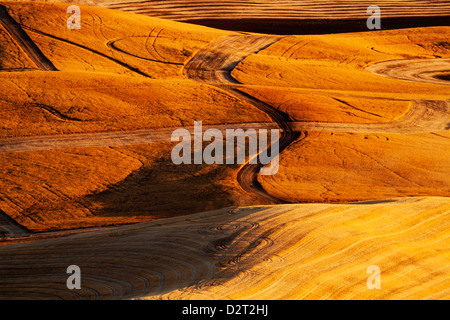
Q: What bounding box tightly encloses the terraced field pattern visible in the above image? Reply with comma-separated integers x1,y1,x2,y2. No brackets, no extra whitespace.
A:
0,1,449,300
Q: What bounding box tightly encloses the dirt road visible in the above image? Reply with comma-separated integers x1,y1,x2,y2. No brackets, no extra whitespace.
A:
184,34,301,203
184,35,281,83
1,98,447,155
0,122,277,153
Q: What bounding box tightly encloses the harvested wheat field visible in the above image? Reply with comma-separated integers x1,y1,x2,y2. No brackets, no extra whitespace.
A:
0,0,449,301
0,197,449,299
232,28,450,203
0,1,267,235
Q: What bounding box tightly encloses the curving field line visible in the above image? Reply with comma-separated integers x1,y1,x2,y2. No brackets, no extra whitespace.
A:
0,122,277,154
1,97,448,154
183,35,282,84
184,34,301,203
22,25,153,78
0,197,448,299
366,58,450,86
291,99,450,134
0,205,267,299
106,35,184,66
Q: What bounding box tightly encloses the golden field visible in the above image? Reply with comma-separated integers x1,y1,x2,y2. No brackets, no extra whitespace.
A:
0,72,270,138
0,1,270,138
259,130,450,203
0,2,266,234
0,143,258,233
232,28,450,202
233,28,450,93
0,1,449,300
0,197,448,299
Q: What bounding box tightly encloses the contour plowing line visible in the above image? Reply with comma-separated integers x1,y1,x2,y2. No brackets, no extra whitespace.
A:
184,34,300,204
